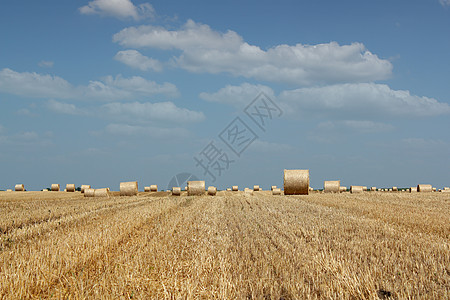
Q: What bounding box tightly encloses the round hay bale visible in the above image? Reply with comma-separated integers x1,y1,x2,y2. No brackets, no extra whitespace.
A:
324,180,340,193
42,189,49,192
284,169,309,195
340,186,347,192
226,188,231,191
432,187,437,192
6,189,12,192
409,187,417,192
271,185,277,191
392,186,398,192
444,187,449,191
150,185,158,192
120,181,138,196
370,187,377,192
417,184,432,192
232,186,239,191
187,181,205,196
94,188,110,197
272,188,281,195
350,186,363,193
253,185,260,191
172,187,181,196
388,188,392,192
84,188,95,197
51,184,60,191
81,185,91,193
362,186,367,191
15,184,24,191
66,184,76,192
144,186,151,192
207,186,217,196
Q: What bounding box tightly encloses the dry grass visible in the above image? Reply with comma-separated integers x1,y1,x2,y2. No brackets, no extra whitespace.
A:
0,191,449,299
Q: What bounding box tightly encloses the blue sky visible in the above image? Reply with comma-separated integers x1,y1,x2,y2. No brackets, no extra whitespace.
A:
0,0,449,191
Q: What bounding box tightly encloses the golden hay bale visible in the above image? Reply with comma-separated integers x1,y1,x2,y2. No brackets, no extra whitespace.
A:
362,186,367,191
187,181,205,196
272,188,281,195
409,187,417,192
150,185,158,192
253,185,260,191
324,180,340,193
6,189,12,192
144,186,150,192
66,184,76,192
441,188,450,193
284,169,309,195
388,188,392,192
172,187,181,196
42,189,49,192
232,186,239,191
81,185,91,193
207,186,217,196
417,184,432,192
340,186,347,192
51,184,60,191
226,188,231,191
444,187,450,190
244,188,253,195
392,186,398,192
271,185,277,191
15,184,24,191
84,188,95,197
370,187,377,191
120,181,138,196
94,188,110,197
432,187,437,192
350,186,363,193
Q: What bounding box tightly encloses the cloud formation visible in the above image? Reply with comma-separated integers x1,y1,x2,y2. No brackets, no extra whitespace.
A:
113,20,393,86
114,50,162,71
38,61,54,68
0,68,178,101
79,0,155,20
439,0,450,7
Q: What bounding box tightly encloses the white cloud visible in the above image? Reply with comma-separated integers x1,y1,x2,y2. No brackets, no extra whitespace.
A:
79,0,155,20
199,83,275,108
105,123,189,139
0,129,52,147
46,99,85,115
439,0,450,7
317,120,394,133
114,50,162,71
113,20,392,86
0,68,178,101
101,101,205,123
279,83,450,118
38,60,54,68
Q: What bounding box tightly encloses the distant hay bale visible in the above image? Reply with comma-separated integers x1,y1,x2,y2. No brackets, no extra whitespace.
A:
150,185,158,192
66,184,75,192
244,188,253,195
207,186,217,196
172,187,181,196
371,187,377,191
84,188,95,197
350,186,363,193
441,188,450,193
444,187,450,190
392,186,398,192
51,184,60,191
226,188,231,191
144,186,150,192
15,184,24,191
232,186,239,191
432,187,437,192
409,187,417,192
417,184,432,192
284,169,309,195
362,186,367,191
388,188,392,192
187,181,205,196
81,185,91,193
340,186,347,192
42,189,48,192
120,181,138,196
271,185,277,191
94,188,110,197
272,188,281,195
6,189,12,192
324,180,340,193
253,185,260,191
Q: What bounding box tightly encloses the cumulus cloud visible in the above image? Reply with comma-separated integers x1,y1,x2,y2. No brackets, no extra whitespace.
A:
199,83,275,108
439,0,450,7
38,60,54,68
114,50,162,71
46,99,85,115
279,83,450,118
101,101,205,123
105,123,189,139
113,20,392,86
0,68,178,101
79,0,155,20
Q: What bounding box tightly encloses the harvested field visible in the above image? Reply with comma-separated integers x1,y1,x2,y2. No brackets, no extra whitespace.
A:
0,191,449,299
